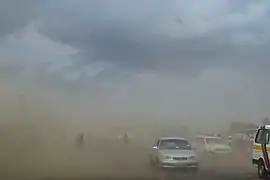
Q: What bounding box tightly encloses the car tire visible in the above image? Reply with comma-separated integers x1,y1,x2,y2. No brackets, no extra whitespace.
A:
149,156,155,167
258,161,267,179
155,157,162,169
191,164,199,173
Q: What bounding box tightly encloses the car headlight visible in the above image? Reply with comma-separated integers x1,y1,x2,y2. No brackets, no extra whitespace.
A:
164,156,172,160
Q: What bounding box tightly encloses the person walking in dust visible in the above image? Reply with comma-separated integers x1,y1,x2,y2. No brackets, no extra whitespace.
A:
228,135,232,147
76,132,85,148
122,131,131,144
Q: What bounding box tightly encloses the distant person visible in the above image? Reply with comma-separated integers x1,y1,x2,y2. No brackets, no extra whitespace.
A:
124,132,129,139
80,133,85,142
76,133,85,147
123,132,131,144
228,136,232,147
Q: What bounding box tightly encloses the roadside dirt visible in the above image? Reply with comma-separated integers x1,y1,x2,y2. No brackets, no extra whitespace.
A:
0,134,256,180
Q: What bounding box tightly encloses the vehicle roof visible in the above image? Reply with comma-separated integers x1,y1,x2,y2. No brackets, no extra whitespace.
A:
158,137,187,141
243,129,257,131
194,135,222,139
259,125,270,129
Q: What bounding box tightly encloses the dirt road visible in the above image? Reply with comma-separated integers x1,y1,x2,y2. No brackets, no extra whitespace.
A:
0,135,258,180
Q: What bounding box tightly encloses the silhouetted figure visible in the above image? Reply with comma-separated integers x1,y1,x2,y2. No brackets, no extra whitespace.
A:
228,136,232,147
76,133,85,147
123,132,130,144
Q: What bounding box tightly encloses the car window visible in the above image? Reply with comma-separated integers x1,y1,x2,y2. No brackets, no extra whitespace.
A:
255,129,263,143
255,129,270,144
205,138,223,144
195,138,205,144
159,139,192,150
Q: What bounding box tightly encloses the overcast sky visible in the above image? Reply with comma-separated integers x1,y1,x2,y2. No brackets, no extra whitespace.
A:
0,0,269,129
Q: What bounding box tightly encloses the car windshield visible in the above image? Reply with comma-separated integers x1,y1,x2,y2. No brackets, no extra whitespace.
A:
159,139,192,150
205,138,223,145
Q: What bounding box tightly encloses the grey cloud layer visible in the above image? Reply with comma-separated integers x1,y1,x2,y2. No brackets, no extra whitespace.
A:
0,0,269,77
0,0,270,127
36,0,270,76
0,0,39,37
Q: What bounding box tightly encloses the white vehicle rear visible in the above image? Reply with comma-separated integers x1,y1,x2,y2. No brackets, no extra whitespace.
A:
193,135,232,156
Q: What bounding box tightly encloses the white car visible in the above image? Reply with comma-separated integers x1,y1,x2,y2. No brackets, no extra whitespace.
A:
193,135,232,156
149,137,199,171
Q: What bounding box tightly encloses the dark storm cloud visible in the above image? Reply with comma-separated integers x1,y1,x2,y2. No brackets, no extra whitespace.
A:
0,0,270,127
1,0,270,75
0,0,270,79
36,0,270,76
0,0,39,37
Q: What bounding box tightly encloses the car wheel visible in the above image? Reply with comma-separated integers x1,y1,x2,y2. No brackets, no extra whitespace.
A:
148,157,160,172
258,161,267,179
155,157,162,169
191,165,199,173
149,156,155,167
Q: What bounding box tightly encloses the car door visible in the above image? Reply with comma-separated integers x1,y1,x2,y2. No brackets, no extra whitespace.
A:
265,130,270,170
253,129,264,163
254,128,270,170
194,137,206,155
204,138,212,153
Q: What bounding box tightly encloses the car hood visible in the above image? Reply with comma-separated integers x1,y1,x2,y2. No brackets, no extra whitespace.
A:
158,149,196,157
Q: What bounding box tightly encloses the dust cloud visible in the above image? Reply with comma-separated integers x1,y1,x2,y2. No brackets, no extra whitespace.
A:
0,1,267,179
0,81,255,180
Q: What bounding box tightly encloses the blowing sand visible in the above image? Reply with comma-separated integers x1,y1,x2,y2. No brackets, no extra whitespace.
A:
0,85,257,180
0,124,256,180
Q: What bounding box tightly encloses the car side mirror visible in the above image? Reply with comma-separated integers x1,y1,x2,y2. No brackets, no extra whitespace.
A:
153,146,158,149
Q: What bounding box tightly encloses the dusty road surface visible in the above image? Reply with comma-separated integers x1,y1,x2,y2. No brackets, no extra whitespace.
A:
0,136,259,180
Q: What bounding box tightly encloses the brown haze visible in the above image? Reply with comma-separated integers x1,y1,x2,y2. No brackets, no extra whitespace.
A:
0,0,269,179
0,74,255,180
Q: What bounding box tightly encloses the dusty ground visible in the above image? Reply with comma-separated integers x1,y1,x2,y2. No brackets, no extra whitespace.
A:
0,133,258,180
0,85,259,180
